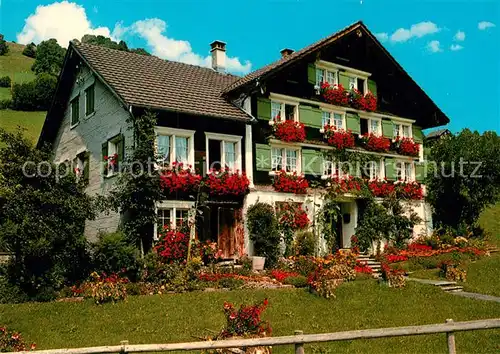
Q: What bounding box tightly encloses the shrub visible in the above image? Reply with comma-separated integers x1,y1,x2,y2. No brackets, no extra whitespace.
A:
294,231,316,256
218,277,245,289
246,202,281,267
219,299,271,338
154,224,190,264
0,99,11,109
0,276,28,304
283,275,308,288
124,282,142,296
381,263,406,288
0,35,8,56
292,256,319,276
22,43,36,58
92,231,142,281
10,74,57,111
308,269,344,299
0,326,36,351
0,76,11,88
142,252,183,284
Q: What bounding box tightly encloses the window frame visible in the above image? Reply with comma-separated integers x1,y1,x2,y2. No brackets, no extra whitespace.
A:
105,135,121,177
205,132,243,174
320,109,345,132
322,155,347,179
154,201,194,240
155,127,195,169
367,159,382,181
269,99,299,124
270,144,301,174
316,67,338,87
84,84,95,117
396,161,415,182
70,96,80,128
366,117,382,136
393,122,413,139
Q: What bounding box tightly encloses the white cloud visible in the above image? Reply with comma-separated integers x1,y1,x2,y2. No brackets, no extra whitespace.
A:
427,40,442,53
375,32,389,42
16,1,113,47
127,18,251,74
454,30,465,41
450,44,463,51
478,21,496,30
390,21,440,43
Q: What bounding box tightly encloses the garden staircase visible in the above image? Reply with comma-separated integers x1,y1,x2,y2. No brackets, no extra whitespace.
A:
356,253,382,279
409,278,464,292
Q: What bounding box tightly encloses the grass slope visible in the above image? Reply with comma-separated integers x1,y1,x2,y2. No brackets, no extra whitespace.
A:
0,42,36,84
0,109,45,144
1,281,499,353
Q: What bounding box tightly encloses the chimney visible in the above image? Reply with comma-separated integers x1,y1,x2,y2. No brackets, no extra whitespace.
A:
210,40,226,73
280,48,294,58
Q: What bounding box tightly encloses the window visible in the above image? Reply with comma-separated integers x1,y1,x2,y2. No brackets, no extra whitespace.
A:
106,136,122,175
270,101,297,122
321,111,344,130
85,84,95,116
70,96,79,126
361,118,381,136
205,133,242,173
348,77,356,90
367,160,380,180
326,71,338,86
316,68,338,86
156,207,190,239
323,157,342,178
73,151,89,182
322,111,331,128
396,161,414,181
393,123,412,138
272,147,299,173
315,69,324,86
370,119,381,135
155,128,195,168
333,113,343,130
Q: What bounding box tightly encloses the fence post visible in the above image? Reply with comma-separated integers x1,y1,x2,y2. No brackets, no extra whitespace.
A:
295,330,304,354
120,340,129,354
446,319,456,354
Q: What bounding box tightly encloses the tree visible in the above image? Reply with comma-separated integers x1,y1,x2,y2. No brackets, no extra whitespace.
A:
22,42,36,58
0,129,95,299
0,34,8,56
246,202,281,266
81,34,150,55
129,48,151,56
426,129,500,233
31,39,65,76
11,73,57,111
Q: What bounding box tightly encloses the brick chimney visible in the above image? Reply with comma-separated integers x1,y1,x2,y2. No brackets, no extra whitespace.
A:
210,40,226,73
280,48,294,58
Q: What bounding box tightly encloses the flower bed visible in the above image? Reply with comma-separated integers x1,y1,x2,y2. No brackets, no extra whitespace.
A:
272,171,308,194
273,120,306,143
204,170,250,197
160,163,202,195
383,242,485,261
270,269,300,282
396,181,423,200
395,137,420,157
359,133,391,152
368,179,396,197
327,175,363,195
0,326,36,352
354,261,373,274
381,263,406,288
323,126,355,149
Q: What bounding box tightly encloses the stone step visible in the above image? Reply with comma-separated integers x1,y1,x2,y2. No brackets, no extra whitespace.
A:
441,285,464,292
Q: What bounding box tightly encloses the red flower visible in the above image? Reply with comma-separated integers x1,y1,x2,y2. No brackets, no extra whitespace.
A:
360,133,390,152
396,137,420,157
160,164,202,195
274,120,306,143
396,181,423,200
350,90,377,112
321,83,349,106
323,126,355,150
154,225,190,263
368,179,396,197
328,175,364,195
204,169,250,197
272,171,308,194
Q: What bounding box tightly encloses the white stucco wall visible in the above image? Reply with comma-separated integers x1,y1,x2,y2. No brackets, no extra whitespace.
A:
51,65,133,241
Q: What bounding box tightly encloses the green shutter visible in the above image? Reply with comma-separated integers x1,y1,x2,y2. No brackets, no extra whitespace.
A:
345,113,360,134
412,125,424,143
307,63,316,85
102,141,108,176
382,119,393,139
299,105,322,128
255,144,271,171
339,72,350,89
415,163,426,183
367,79,377,97
83,152,90,183
302,149,322,175
257,97,271,121
384,158,397,181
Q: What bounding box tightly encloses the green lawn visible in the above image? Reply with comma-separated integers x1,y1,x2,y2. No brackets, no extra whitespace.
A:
0,42,36,83
480,202,500,247
0,109,45,144
1,281,499,353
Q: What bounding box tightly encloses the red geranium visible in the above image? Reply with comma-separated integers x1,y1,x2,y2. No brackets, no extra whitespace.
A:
154,225,190,263
396,181,423,200
328,175,363,195
159,162,202,195
396,137,420,157
350,90,377,112
204,169,250,197
323,126,355,150
272,171,309,194
220,299,271,338
274,120,306,143
271,269,299,282
368,179,396,197
321,82,349,106
360,133,391,152
362,92,377,112
355,261,373,274
278,203,310,231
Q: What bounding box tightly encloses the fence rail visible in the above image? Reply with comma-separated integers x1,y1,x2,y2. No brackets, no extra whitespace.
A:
19,318,500,354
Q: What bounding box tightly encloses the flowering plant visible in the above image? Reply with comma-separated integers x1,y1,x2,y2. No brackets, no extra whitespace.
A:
270,269,300,282
277,203,310,231
272,171,308,194
396,181,423,200
0,326,36,352
362,92,377,112
85,271,128,304
323,126,355,150
385,254,408,263
349,90,377,112
192,240,224,264
103,153,119,174
204,169,250,197
359,133,391,152
320,82,349,106
307,266,346,298
354,261,373,274
395,137,419,157
220,299,271,338
368,179,396,197
273,120,306,143
381,263,406,288
154,224,190,263
327,175,363,195
160,162,202,195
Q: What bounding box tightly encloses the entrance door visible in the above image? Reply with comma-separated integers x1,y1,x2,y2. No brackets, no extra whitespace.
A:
217,207,236,259
334,215,343,250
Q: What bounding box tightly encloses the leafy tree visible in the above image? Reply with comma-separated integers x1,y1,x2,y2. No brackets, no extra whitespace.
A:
31,39,65,76
0,76,11,88
11,73,57,111
0,129,95,298
246,202,281,266
81,34,150,55
22,42,36,58
129,47,151,56
0,34,8,56
426,129,500,233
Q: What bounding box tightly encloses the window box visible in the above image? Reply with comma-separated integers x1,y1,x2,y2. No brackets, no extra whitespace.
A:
323,126,355,150
205,169,250,198
320,82,349,107
159,162,202,197
350,90,377,112
395,181,423,200
359,133,390,152
273,120,306,143
326,175,364,195
272,170,308,194
394,137,420,157
368,179,396,197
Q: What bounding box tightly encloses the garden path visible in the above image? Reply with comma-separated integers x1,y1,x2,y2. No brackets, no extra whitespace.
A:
409,278,500,303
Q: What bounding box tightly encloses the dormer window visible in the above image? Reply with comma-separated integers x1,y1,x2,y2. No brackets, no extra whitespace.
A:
316,68,338,87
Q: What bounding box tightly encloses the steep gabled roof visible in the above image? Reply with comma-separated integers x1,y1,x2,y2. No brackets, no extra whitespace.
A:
72,42,251,121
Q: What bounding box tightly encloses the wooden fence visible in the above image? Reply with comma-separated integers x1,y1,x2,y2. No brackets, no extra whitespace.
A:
19,318,500,354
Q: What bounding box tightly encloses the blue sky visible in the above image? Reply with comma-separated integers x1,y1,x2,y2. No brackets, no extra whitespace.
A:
1,0,499,133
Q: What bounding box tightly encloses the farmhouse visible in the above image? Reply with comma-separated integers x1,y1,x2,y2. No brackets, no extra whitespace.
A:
38,21,449,256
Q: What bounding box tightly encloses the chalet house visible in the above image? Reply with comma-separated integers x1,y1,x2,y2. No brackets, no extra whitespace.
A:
39,21,449,256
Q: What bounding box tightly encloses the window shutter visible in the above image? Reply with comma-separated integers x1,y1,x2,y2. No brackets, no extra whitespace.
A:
339,72,350,89
384,158,397,180
255,144,271,171
367,79,377,97
302,149,322,175
412,125,424,143
345,113,360,134
415,162,426,183
299,105,322,128
257,97,271,121
307,63,316,84
83,152,90,183
101,141,108,176
382,119,393,139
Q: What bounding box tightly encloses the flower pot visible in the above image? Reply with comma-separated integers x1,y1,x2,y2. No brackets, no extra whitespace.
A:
252,256,266,271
